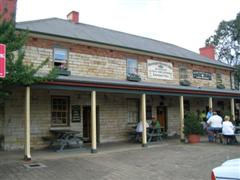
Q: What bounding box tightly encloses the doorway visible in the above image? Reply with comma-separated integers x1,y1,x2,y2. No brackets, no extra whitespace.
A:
157,106,167,132
83,106,100,143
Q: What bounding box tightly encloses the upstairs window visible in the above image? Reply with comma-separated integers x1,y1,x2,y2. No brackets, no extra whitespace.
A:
127,58,138,75
179,66,190,86
179,66,188,80
53,48,68,69
216,72,222,84
216,72,225,89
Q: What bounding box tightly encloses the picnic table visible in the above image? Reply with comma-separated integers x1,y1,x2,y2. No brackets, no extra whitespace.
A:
46,129,83,152
147,127,162,142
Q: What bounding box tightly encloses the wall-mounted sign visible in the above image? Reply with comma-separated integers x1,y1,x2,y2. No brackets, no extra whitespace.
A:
192,70,212,80
71,105,81,122
0,44,6,78
148,60,173,80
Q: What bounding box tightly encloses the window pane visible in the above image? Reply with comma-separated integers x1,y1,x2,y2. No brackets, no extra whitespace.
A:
127,59,137,74
54,48,67,61
127,99,139,123
51,96,69,126
179,67,188,80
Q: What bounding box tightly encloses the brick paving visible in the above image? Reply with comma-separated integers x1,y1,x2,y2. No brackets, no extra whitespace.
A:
0,141,239,180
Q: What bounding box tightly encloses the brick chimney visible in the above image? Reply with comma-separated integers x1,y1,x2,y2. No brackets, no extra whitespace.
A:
199,45,215,60
67,11,79,23
0,0,17,22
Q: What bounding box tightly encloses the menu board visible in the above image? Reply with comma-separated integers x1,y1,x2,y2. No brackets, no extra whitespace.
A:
72,105,81,122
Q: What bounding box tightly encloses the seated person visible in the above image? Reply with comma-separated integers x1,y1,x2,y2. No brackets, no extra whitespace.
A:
206,111,222,142
222,116,237,144
151,117,160,129
136,121,149,142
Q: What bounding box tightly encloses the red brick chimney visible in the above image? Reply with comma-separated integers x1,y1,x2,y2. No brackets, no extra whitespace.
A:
199,45,215,60
67,11,79,23
0,0,17,22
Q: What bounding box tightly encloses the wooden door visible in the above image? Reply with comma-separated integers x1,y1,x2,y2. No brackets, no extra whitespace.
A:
157,106,167,132
83,106,100,143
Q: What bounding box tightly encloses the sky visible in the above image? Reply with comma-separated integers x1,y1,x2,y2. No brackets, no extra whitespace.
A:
16,0,240,53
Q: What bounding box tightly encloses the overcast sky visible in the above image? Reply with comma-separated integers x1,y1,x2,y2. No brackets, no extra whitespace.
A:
16,0,240,53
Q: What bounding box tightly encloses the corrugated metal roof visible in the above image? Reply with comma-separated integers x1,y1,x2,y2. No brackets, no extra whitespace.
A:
16,18,232,69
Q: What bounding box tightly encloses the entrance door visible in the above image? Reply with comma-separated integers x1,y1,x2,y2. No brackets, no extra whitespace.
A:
157,106,167,132
83,106,100,143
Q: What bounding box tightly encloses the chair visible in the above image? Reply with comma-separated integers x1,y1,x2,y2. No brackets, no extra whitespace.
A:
213,128,222,143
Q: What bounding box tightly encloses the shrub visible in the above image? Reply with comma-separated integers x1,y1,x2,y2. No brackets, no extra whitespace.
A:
183,112,203,137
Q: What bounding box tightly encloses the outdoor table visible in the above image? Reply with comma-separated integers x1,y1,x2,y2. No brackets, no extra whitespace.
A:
147,127,162,142
49,129,83,152
235,126,240,134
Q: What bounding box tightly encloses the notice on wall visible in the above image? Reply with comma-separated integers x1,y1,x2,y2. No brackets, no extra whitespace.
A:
192,71,212,80
72,105,81,123
148,60,173,80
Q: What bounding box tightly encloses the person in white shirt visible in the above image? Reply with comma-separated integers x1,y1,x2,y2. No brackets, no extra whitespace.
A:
207,111,223,142
222,116,237,144
136,121,149,133
135,121,149,142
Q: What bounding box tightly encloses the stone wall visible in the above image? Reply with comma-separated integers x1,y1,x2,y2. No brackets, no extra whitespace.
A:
24,37,232,89
1,88,187,150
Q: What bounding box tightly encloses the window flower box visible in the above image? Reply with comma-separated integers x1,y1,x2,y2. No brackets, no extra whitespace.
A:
180,79,191,86
127,73,141,82
217,84,225,89
58,68,71,76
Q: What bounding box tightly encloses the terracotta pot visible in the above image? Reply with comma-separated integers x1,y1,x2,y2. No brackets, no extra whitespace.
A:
188,134,200,144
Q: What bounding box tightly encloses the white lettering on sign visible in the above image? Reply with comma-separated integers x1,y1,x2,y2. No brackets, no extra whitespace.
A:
147,60,173,80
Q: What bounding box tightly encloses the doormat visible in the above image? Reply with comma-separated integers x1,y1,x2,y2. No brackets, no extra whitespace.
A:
23,162,47,169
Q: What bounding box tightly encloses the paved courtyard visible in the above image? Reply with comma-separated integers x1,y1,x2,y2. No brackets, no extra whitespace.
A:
0,140,239,180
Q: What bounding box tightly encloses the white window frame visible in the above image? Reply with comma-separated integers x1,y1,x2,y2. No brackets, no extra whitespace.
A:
127,58,138,75
51,96,70,127
53,48,68,62
127,99,139,124
53,47,68,69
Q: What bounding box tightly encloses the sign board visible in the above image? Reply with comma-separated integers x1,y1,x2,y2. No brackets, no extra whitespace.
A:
147,60,173,80
71,105,81,122
192,70,212,80
0,44,6,78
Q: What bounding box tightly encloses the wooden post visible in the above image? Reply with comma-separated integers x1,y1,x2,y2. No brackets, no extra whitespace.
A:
91,91,97,153
141,93,147,147
231,98,235,121
209,97,213,109
179,96,184,141
24,86,31,160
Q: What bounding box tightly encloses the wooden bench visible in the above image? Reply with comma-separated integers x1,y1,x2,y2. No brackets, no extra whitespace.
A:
219,133,240,145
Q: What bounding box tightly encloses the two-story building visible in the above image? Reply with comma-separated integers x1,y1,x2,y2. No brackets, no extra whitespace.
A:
0,2,240,160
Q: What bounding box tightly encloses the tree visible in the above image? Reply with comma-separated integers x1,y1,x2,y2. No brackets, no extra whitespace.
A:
206,12,240,89
206,12,240,66
0,19,58,99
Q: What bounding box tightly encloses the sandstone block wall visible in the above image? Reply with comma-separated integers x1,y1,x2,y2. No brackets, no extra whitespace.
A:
1,88,186,150
24,37,233,89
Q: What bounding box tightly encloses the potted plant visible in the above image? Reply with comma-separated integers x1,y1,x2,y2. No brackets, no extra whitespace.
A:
183,112,203,143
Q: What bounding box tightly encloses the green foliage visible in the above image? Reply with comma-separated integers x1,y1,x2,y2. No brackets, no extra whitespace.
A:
0,19,58,98
205,12,240,66
183,112,203,137
234,64,240,89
